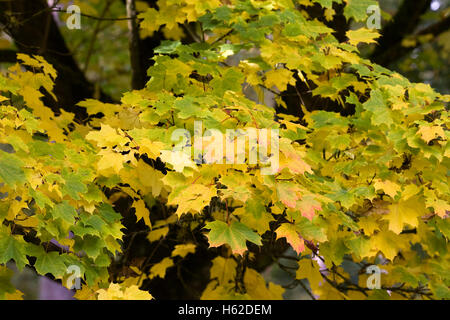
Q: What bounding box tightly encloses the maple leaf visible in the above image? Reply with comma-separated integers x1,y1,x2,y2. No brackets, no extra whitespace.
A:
168,184,216,217
51,201,77,224
275,223,305,255
33,250,68,278
426,198,450,218
205,221,262,255
17,53,57,79
243,268,285,300
0,151,26,187
374,179,401,198
97,283,153,300
296,259,323,290
346,28,380,46
385,197,427,234
149,257,174,279
276,183,300,208
235,199,274,234
343,0,378,22
160,150,198,173
297,195,322,221
86,124,128,148
0,228,28,270
123,285,153,300
278,149,313,175
135,160,164,197
371,230,406,261
264,68,295,92
171,243,196,258
132,199,152,228
209,256,237,285
417,125,445,143
147,227,169,242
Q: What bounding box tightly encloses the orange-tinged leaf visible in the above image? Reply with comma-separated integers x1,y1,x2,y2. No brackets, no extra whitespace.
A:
276,223,305,254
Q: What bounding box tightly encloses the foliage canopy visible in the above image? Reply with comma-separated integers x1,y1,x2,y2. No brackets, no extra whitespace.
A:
0,0,449,300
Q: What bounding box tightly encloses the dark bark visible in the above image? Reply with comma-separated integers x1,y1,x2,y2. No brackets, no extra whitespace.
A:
126,0,147,90
277,3,353,119
371,0,432,66
0,49,16,63
373,14,450,67
0,0,111,120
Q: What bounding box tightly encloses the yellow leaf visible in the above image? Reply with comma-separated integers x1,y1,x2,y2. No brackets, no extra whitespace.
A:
168,184,216,217
97,283,152,300
385,197,426,234
358,215,380,236
138,139,165,159
97,283,124,300
123,285,153,300
417,125,445,143
324,8,335,21
147,226,169,242
243,268,284,300
316,281,346,300
132,199,152,228
209,256,237,285
426,197,450,218
135,160,164,197
346,28,380,46
296,258,323,290
149,257,174,279
374,179,401,198
171,243,196,258
86,124,128,148
264,68,295,92
160,150,198,173
96,149,125,174
275,223,305,254
370,230,407,260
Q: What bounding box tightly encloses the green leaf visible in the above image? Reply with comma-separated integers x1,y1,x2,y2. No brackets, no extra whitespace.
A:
97,203,122,224
344,0,378,22
52,201,77,224
0,150,26,187
33,250,68,278
62,172,88,200
155,40,182,54
320,238,349,267
295,217,327,242
0,228,28,270
205,221,262,255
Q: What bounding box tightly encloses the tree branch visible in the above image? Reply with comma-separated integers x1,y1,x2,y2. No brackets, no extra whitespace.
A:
371,0,432,66
126,0,147,90
372,14,450,67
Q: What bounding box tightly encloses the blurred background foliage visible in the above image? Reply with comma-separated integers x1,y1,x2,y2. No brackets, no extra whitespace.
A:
377,0,450,94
